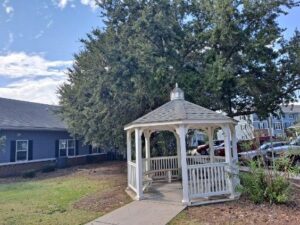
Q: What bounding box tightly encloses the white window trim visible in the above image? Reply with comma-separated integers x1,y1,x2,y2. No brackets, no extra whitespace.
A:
16,140,29,162
59,139,76,157
274,122,282,130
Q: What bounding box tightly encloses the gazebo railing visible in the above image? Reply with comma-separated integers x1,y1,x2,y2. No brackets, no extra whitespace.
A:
128,161,137,192
187,162,230,199
187,155,210,165
143,156,179,179
186,155,226,165
141,156,226,181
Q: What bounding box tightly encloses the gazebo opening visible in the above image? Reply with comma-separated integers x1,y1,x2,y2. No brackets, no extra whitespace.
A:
125,84,240,205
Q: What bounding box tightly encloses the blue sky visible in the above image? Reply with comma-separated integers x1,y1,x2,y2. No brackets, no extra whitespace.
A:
0,0,299,105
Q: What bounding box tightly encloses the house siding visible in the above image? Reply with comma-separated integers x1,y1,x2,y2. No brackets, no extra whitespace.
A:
0,129,90,164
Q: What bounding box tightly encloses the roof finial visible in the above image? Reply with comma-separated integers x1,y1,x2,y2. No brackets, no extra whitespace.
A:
170,83,184,100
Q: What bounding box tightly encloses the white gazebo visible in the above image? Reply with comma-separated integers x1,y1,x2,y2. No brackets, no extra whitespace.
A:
124,84,240,205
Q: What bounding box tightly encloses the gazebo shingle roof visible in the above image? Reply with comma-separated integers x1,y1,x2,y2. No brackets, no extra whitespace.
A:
127,99,235,126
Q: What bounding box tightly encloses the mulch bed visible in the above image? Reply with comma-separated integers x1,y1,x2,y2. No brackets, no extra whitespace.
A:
177,183,300,225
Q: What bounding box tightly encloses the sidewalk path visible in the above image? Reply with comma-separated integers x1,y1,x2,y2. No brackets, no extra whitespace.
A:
86,199,186,225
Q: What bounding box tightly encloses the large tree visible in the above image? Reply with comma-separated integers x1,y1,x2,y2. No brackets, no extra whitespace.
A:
59,0,300,151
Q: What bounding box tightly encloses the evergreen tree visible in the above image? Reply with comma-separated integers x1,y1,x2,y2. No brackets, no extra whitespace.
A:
59,0,300,151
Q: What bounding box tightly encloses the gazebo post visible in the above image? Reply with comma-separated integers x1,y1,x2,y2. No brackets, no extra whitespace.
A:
126,130,132,188
176,125,189,204
174,133,181,172
223,125,234,197
135,128,143,200
230,126,238,162
230,125,240,195
144,130,151,172
208,127,214,162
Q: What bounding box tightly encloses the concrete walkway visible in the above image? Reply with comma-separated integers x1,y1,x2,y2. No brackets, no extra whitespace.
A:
86,183,186,225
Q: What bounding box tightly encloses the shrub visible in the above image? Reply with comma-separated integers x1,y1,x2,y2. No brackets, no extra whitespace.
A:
239,161,267,203
239,161,291,204
265,176,290,204
22,170,36,178
41,165,56,173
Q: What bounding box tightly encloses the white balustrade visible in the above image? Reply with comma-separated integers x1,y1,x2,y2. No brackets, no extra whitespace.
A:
187,155,211,165
214,156,226,163
187,155,226,165
187,162,230,199
143,156,179,179
128,161,137,192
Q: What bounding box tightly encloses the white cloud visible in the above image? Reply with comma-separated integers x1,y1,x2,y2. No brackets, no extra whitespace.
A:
0,52,72,105
52,0,98,10
5,6,13,14
80,0,98,10
2,0,14,14
2,0,14,22
0,77,66,105
57,0,69,9
0,52,72,78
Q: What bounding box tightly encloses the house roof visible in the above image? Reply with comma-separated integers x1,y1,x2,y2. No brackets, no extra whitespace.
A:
0,98,66,131
125,85,236,130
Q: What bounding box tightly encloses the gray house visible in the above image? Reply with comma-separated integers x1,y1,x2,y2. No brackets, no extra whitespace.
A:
0,98,105,175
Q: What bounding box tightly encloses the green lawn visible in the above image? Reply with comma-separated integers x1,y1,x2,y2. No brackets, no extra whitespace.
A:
0,163,130,225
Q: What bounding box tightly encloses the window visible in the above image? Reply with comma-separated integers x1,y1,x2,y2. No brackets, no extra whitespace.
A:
289,114,294,119
91,147,103,154
59,139,75,157
16,140,28,161
274,122,282,130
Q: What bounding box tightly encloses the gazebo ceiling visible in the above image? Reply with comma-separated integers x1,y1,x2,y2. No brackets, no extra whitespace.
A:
124,84,237,130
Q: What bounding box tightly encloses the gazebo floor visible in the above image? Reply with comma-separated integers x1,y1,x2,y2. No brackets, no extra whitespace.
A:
143,182,183,204
126,181,239,206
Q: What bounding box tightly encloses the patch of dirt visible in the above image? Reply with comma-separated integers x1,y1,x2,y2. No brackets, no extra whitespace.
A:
72,162,132,213
73,186,131,213
179,184,300,225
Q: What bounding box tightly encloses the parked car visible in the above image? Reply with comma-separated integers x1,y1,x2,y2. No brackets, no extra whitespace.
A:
264,139,300,165
214,142,242,156
238,141,287,163
189,144,209,155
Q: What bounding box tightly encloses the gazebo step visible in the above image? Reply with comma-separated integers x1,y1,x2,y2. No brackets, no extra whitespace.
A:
189,195,239,206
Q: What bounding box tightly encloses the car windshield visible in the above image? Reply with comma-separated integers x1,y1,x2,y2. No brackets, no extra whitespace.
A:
260,143,270,150
260,142,286,150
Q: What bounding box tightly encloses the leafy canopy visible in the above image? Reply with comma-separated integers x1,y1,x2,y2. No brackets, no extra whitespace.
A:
59,0,300,150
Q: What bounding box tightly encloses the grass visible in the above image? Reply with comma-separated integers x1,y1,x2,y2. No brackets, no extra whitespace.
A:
0,163,129,225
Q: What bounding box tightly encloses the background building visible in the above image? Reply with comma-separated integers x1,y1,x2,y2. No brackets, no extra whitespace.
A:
234,105,300,140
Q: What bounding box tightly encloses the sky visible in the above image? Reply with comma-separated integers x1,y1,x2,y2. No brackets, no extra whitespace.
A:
0,0,299,105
